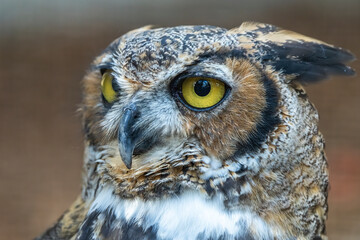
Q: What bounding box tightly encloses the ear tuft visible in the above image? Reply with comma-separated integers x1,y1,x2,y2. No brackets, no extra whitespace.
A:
265,41,356,83
235,22,356,83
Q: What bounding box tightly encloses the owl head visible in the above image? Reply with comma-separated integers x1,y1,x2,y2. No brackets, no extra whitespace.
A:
80,22,354,238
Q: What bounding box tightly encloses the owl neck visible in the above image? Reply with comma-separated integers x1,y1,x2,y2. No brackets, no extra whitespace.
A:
80,127,328,240
78,145,278,239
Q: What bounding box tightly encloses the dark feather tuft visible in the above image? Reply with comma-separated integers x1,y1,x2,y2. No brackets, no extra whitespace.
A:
260,40,355,83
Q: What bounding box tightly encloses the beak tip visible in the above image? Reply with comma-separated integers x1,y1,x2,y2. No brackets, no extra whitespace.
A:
124,159,132,169
119,149,133,169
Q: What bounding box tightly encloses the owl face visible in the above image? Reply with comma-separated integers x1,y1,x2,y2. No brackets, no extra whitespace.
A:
74,23,357,240
82,24,353,171
83,25,280,170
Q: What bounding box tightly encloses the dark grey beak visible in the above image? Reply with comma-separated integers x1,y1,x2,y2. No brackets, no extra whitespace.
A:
118,103,138,169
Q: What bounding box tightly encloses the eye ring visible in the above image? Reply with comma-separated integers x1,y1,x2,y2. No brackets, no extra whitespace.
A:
172,75,231,112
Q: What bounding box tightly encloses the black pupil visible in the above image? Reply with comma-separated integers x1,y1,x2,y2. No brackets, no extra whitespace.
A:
194,79,211,96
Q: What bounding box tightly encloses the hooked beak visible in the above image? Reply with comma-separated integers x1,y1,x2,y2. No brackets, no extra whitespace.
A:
118,103,138,169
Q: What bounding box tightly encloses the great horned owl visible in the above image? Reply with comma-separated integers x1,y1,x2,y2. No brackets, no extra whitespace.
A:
36,22,355,240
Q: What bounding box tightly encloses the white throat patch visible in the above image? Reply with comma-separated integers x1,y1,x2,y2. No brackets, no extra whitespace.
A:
90,186,275,240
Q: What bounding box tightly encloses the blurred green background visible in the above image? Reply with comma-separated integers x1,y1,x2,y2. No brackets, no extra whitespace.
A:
0,0,359,239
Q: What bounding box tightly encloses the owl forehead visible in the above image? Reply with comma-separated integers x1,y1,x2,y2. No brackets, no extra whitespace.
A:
103,26,238,83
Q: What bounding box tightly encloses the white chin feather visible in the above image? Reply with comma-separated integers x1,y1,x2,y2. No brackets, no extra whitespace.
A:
90,186,277,240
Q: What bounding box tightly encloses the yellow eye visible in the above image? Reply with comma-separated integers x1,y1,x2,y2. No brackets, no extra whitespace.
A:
181,77,226,109
101,71,117,103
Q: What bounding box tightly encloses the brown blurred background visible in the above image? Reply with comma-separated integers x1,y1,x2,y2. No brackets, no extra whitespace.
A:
0,0,359,239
